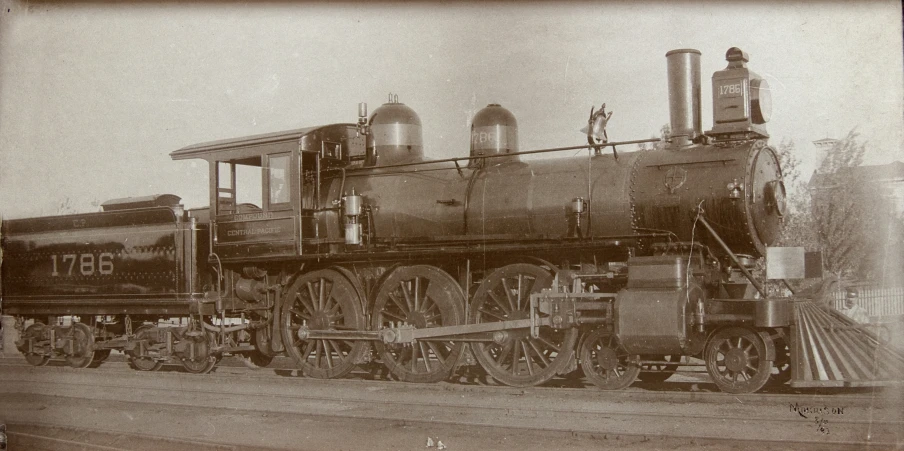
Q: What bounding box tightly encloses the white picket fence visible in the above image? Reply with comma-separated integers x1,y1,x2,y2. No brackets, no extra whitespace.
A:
831,287,904,319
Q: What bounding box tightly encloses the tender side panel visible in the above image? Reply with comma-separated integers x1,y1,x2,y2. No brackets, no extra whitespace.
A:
1,208,192,315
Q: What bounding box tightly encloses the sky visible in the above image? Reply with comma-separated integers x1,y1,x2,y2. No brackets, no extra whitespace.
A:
1,1,902,218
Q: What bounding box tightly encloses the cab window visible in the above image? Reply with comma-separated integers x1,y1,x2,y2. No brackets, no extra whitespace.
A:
268,154,290,207
216,157,263,215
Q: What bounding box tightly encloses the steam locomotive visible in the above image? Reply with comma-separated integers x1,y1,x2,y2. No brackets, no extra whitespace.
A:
4,48,901,393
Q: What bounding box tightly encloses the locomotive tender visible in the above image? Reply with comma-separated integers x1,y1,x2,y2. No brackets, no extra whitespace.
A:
4,47,902,393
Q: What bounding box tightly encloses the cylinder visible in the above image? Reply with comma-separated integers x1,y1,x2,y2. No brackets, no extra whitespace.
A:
666,49,702,145
470,103,519,166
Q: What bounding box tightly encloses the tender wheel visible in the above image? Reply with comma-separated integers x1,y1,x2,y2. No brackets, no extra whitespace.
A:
704,327,773,394
281,269,368,379
128,325,164,372
372,265,465,383
470,263,578,387
580,328,640,390
180,332,217,374
92,349,112,363
637,355,680,383
65,322,96,369
19,323,51,367
24,354,51,367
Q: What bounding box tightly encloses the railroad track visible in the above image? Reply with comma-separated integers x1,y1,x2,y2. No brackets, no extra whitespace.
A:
1,356,901,449
3,423,240,451
0,355,893,407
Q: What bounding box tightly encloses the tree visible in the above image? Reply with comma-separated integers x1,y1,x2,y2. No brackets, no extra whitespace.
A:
775,139,819,251
54,197,101,216
774,130,901,297
636,124,670,151
806,130,891,290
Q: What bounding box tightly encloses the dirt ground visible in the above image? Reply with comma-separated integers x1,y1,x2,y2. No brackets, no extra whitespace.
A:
3,396,894,451
1,357,901,451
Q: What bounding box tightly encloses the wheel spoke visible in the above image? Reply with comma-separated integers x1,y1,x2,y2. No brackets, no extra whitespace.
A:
305,283,319,311
501,279,517,312
322,293,336,314
329,339,346,356
521,276,536,309
410,342,420,372
322,340,334,368
426,341,446,362
495,344,513,366
388,291,410,316
534,335,561,353
527,339,551,367
521,342,534,376
399,281,415,312
419,342,432,373
488,290,511,314
421,300,439,316
478,307,508,322
414,276,421,312
314,340,323,368
302,341,315,358
381,309,406,322
719,340,730,354
296,293,316,316
289,308,311,320
322,278,334,311
511,341,522,375
516,274,523,311
325,296,341,316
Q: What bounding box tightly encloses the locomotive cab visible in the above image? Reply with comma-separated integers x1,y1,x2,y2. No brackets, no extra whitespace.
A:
171,124,365,262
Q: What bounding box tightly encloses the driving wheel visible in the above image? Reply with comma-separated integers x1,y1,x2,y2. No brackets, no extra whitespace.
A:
281,269,368,379
372,265,465,383
470,263,578,387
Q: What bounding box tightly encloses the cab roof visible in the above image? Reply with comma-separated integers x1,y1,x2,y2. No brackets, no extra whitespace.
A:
170,125,348,162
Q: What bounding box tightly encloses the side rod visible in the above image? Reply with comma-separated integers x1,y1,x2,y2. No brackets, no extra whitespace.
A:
295,317,550,344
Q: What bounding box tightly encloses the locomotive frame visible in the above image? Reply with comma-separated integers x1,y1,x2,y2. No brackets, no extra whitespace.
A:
4,47,903,393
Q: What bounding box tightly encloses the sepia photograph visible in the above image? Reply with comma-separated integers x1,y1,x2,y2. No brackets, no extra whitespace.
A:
0,1,902,449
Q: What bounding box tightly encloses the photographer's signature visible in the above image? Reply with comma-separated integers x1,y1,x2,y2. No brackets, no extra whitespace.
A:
789,403,845,435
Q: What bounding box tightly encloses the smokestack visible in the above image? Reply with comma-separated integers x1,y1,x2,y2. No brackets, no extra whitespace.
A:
666,49,702,146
